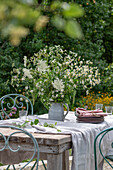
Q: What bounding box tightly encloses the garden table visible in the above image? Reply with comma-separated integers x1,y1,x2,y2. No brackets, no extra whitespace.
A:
0,127,71,170
0,112,113,170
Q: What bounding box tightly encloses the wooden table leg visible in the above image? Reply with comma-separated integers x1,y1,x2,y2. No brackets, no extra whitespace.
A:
47,153,62,170
62,150,69,170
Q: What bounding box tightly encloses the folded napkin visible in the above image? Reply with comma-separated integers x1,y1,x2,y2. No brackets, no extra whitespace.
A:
76,107,108,117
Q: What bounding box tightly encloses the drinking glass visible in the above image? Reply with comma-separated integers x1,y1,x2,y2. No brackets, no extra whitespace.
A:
105,106,113,115
19,110,27,119
95,104,103,110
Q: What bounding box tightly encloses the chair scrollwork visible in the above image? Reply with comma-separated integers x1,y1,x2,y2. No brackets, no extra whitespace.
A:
0,94,33,120
0,125,39,170
94,127,113,170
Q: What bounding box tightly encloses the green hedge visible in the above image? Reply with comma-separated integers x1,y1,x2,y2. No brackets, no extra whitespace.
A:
0,0,112,112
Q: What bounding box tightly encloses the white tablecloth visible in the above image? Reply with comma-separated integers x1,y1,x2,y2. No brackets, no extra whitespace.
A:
0,112,113,170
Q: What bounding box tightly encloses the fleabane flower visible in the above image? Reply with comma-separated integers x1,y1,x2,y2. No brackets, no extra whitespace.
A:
37,60,48,73
23,68,33,79
52,79,64,92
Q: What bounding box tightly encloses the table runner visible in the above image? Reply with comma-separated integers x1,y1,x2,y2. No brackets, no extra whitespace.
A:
0,112,113,170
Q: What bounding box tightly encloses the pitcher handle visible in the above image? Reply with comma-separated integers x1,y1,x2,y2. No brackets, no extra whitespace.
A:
64,103,69,118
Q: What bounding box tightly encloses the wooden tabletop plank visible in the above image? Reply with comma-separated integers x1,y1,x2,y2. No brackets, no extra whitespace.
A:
0,128,72,145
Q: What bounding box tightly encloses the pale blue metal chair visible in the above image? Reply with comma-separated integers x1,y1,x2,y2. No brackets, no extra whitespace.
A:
0,94,47,169
94,127,113,170
0,125,39,169
0,94,33,120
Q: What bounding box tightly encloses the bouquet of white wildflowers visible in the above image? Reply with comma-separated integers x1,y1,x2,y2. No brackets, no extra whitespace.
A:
11,45,101,109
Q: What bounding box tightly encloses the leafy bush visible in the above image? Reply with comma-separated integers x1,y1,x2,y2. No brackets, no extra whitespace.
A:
38,0,112,63
0,32,43,94
75,92,113,111
37,0,112,96
0,0,112,114
0,40,21,96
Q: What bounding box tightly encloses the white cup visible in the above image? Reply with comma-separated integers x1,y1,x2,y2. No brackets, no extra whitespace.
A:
19,110,27,119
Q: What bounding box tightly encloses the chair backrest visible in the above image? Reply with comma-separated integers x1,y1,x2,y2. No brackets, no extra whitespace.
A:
0,94,33,120
94,127,113,170
0,125,39,170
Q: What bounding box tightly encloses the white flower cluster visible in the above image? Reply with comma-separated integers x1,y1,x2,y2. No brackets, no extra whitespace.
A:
36,60,48,73
11,45,101,108
52,79,64,92
23,68,33,79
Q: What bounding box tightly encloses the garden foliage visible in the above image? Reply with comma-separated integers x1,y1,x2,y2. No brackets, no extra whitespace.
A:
75,91,113,111
0,0,112,113
0,0,84,46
